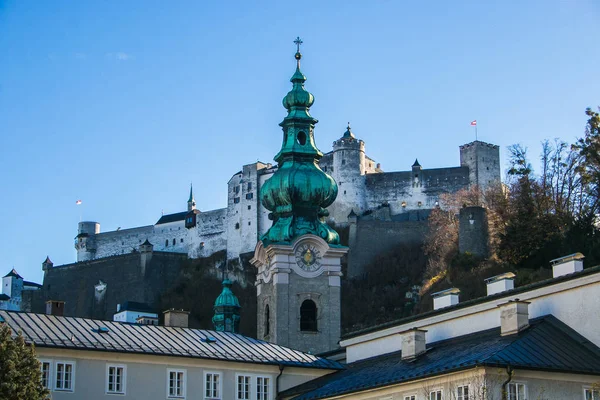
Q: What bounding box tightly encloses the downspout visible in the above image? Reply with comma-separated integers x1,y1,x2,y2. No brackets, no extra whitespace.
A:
501,365,513,400
276,364,285,400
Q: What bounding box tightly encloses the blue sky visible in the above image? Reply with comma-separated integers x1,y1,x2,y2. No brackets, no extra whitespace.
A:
1,0,599,283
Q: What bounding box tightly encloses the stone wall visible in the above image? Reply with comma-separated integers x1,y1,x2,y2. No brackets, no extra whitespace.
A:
41,252,187,320
348,219,428,278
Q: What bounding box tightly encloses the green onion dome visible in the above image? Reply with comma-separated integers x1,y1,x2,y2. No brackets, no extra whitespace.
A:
213,279,240,308
212,279,241,333
260,39,340,246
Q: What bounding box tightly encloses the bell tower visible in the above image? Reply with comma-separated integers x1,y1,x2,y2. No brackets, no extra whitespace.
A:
251,38,347,354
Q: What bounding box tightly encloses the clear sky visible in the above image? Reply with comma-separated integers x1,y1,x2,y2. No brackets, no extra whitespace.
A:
1,0,599,284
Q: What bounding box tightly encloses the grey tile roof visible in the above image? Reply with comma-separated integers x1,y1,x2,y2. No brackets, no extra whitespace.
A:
0,311,343,370
284,315,600,399
0,294,10,301
155,211,188,225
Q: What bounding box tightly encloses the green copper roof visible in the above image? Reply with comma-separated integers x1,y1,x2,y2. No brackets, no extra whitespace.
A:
342,123,355,139
260,38,340,245
212,279,241,334
213,279,240,308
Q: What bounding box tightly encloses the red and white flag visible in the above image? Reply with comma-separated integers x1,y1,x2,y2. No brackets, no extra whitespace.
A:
75,200,82,205
470,120,477,126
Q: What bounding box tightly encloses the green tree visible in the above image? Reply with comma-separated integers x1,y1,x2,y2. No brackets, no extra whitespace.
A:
573,106,600,217
0,323,49,400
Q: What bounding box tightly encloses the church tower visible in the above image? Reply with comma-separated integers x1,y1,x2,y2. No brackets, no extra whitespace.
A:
212,279,241,333
251,38,347,354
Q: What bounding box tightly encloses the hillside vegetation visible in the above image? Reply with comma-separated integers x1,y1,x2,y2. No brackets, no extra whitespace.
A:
341,107,600,333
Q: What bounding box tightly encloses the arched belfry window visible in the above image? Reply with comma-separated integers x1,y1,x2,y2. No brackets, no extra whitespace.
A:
264,304,270,338
300,300,317,332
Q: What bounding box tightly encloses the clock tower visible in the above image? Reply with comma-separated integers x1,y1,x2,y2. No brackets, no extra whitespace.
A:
251,38,347,354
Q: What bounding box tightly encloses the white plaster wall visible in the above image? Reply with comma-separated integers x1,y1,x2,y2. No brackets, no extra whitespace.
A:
343,272,600,363
93,226,154,259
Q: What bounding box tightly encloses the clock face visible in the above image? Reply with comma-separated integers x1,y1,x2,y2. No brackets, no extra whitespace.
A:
295,243,322,272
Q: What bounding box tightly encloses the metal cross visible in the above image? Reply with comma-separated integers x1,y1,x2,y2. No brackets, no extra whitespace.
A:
294,37,303,52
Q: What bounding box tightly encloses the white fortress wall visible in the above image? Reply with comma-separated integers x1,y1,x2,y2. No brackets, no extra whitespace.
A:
188,208,227,259
93,225,154,259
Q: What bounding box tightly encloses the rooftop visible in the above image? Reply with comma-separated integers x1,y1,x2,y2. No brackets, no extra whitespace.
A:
0,310,343,370
155,211,188,225
284,315,600,399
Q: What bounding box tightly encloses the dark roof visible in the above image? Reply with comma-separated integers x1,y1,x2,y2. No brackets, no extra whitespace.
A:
141,239,152,246
284,315,600,399
0,311,343,370
3,268,23,279
155,211,188,225
23,281,42,288
412,158,421,167
343,265,600,340
0,294,10,301
117,301,154,313
43,256,53,264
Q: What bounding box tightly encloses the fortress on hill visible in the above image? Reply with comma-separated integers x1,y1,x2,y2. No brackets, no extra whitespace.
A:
75,136,500,269
32,40,503,345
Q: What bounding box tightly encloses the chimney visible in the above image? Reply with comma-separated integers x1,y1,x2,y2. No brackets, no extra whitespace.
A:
45,300,65,316
485,272,515,296
498,300,530,336
163,309,189,328
400,328,427,360
551,253,584,278
432,288,460,310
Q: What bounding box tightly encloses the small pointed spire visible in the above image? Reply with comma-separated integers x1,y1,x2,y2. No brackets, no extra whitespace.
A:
412,159,422,168
187,183,196,212
342,122,355,139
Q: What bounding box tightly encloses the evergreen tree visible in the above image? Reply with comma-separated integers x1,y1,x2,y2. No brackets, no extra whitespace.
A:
0,324,49,400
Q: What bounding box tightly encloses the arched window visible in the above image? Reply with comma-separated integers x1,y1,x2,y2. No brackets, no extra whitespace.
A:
300,300,317,332
264,304,270,338
172,238,176,245
165,239,168,247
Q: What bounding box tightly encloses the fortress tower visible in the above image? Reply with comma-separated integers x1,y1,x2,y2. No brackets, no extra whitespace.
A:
75,221,100,262
252,38,347,354
459,140,501,190
329,124,368,222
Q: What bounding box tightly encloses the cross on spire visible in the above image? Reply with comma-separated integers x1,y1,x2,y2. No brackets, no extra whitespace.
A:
294,36,303,52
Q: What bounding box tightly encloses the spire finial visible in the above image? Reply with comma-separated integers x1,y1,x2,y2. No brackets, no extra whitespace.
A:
294,36,303,67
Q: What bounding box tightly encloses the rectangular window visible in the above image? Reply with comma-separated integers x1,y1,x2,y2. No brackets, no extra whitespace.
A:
246,193,253,200
168,369,186,398
205,372,221,399
585,388,599,400
457,385,469,400
236,375,250,400
234,197,240,204
507,383,526,400
55,361,75,391
404,396,416,400
40,360,51,389
106,364,126,394
248,182,252,191
256,376,270,400
429,390,442,400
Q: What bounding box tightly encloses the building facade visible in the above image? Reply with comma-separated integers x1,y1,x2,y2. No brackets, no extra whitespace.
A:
0,309,342,400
